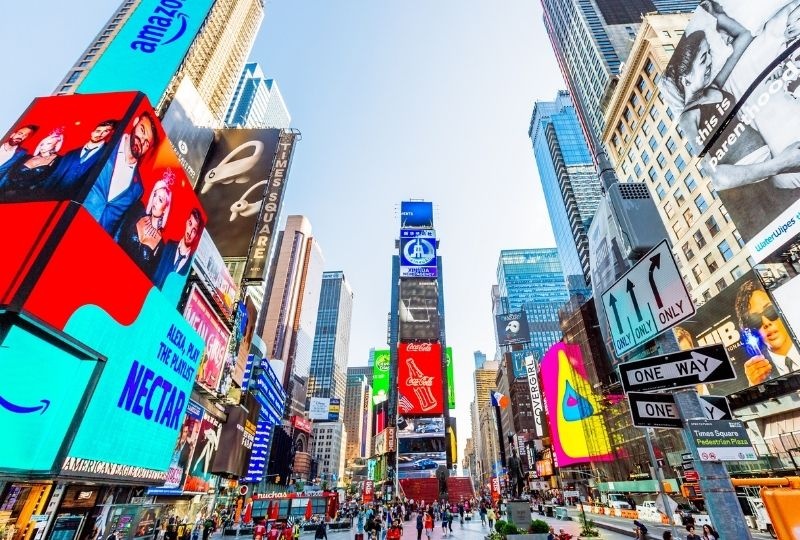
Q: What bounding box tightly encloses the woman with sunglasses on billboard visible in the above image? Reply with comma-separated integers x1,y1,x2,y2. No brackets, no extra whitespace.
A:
735,278,800,384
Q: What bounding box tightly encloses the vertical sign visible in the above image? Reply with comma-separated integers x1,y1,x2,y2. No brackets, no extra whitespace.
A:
524,353,544,437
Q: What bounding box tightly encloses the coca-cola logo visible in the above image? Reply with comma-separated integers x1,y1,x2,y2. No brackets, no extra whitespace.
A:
405,342,433,352
405,374,434,387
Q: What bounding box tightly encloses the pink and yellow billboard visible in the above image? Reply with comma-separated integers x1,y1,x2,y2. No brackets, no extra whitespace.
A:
541,343,612,467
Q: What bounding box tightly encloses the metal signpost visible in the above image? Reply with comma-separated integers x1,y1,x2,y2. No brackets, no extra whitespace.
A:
602,239,695,356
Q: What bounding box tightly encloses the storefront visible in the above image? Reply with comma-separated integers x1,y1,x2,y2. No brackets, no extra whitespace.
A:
250,492,338,522
0,482,53,540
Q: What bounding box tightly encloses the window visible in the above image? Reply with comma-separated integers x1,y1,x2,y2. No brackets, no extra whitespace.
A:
624,108,633,123
686,174,697,192
646,59,655,75
642,122,650,135
657,120,667,135
675,187,686,206
628,148,636,162
66,71,80,84
648,167,658,182
718,239,734,261
693,230,707,248
734,230,745,248
664,43,675,53
666,137,677,154
637,76,647,92
672,221,686,237
692,265,703,281
667,107,675,120
695,194,708,213
682,243,695,261
657,153,667,168
705,253,719,273
675,155,686,172
703,290,712,301
641,150,650,165
683,208,694,225
79,61,90,68
663,30,672,38
649,136,658,150
649,105,658,120
706,216,720,236
665,170,675,186
731,266,745,280
634,163,642,177
656,183,666,200
715,277,727,292
664,201,675,219
645,87,653,101
631,94,640,109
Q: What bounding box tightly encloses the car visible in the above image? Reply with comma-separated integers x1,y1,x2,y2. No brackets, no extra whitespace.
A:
415,423,442,433
267,520,293,540
413,458,438,470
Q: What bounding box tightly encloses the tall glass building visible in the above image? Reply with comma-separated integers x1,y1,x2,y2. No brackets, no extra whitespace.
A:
308,272,354,400
529,91,600,293
226,62,291,128
541,0,699,149
496,249,570,358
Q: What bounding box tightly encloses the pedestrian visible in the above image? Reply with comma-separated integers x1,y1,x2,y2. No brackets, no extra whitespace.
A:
253,520,267,540
457,503,464,527
415,512,424,540
546,526,556,540
663,532,673,540
441,507,449,536
424,511,434,540
446,508,453,535
387,521,402,540
632,520,647,539
701,524,719,539
202,517,214,540
479,504,487,527
487,507,496,530
314,521,328,540
685,525,701,540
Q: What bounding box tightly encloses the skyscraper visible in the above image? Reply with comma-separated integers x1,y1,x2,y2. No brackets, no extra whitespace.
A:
529,91,601,292
541,0,699,148
473,350,487,370
496,249,569,358
226,62,291,128
308,272,354,400
259,216,325,415
57,0,265,122
344,371,373,461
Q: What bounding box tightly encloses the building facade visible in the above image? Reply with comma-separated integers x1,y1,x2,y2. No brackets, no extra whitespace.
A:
344,372,373,461
529,91,601,291
601,13,751,304
310,422,347,487
496,249,570,359
473,350,487,370
308,272,354,401
225,62,291,128
472,360,499,486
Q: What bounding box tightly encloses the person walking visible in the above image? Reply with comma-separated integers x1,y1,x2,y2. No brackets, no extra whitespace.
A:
685,525,701,540
479,504,487,527
314,521,328,540
424,511,434,540
415,512,424,540
487,507,496,530
440,507,449,537
253,520,267,540
701,524,719,539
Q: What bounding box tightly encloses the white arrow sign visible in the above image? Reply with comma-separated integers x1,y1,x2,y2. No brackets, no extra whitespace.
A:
626,351,723,386
636,400,680,421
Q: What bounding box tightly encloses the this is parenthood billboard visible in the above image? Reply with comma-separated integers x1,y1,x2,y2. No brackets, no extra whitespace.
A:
76,0,215,105
0,92,206,482
660,1,800,259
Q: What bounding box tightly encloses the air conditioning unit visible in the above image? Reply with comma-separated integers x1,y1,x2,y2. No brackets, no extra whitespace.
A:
607,182,668,260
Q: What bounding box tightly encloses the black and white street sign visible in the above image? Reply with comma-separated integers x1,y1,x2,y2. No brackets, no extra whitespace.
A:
601,240,695,357
619,344,735,393
629,392,734,428
628,392,683,429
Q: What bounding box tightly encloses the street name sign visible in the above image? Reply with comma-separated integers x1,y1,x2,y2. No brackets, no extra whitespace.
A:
687,419,757,462
601,239,695,357
618,344,735,393
628,392,734,428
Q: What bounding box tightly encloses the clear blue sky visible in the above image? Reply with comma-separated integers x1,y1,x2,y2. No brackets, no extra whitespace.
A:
0,1,566,463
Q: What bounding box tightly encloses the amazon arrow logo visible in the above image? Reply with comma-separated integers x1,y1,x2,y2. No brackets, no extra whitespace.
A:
0,395,50,415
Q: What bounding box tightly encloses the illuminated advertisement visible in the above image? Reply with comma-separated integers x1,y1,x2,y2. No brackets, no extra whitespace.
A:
184,410,221,494
661,1,800,257
399,229,437,278
397,417,445,435
76,0,215,104
372,349,391,405
495,311,531,346
148,400,203,495
232,297,258,387
211,398,259,477
328,398,341,421
399,279,440,340
445,347,455,409
193,229,238,319
397,435,446,479
197,128,283,258
400,201,434,228
509,349,533,379
524,352,545,438
541,343,613,467
309,397,331,420
672,270,799,395
184,285,231,393
0,324,101,474
397,342,444,416
161,77,215,185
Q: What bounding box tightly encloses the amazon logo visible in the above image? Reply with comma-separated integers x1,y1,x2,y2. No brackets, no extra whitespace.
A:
0,394,50,415
130,0,191,54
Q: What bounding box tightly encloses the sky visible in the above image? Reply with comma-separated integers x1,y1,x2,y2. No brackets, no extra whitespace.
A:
0,1,566,464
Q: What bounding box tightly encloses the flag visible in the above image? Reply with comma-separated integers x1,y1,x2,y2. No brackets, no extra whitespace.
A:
490,390,509,408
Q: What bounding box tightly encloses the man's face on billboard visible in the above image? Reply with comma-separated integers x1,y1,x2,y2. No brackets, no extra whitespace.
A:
7,127,33,146
184,214,200,246
89,124,114,144
129,116,154,159
748,290,792,355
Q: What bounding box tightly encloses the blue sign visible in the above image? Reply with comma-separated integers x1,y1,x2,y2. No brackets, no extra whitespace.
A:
77,0,215,105
400,229,437,278
510,350,533,379
400,201,434,228
243,420,274,483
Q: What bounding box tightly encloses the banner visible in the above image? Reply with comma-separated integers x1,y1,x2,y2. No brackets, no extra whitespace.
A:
660,1,800,253
183,286,231,393
148,400,203,495
309,397,331,420
211,400,259,477
397,342,443,416
76,0,215,105
161,78,215,185
197,128,282,259
400,201,434,228
524,353,545,438
445,347,455,409
184,410,221,493
192,229,238,318
399,279,440,341
495,312,531,346
372,350,391,405
672,270,799,395
399,229,437,278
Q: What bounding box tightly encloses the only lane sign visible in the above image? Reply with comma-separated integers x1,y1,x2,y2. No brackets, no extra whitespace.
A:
602,239,695,357
619,344,735,393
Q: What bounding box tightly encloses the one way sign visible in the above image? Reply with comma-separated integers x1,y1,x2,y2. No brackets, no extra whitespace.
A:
629,392,734,428
619,344,735,393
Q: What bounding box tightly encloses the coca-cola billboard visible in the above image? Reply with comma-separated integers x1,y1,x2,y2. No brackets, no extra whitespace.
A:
397,342,444,416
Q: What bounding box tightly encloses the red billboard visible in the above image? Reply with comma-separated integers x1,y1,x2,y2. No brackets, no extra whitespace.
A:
184,285,231,393
291,415,312,434
397,342,444,416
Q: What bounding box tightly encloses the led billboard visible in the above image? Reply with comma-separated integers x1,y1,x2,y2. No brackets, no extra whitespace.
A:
184,410,221,494
672,270,799,395
183,285,231,393
76,0,215,105
400,201,434,228
541,343,613,467
399,229,437,278
661,1,800,257
192,229,238,319
161,77,215,185
445,347,455,409
495,312,531,346
197,128,283,258
211,399,259,477
372,349,391,405
399,279,440,340
147,399,203,495
397,342,444,416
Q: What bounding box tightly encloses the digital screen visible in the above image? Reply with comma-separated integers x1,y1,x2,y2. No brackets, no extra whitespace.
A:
399,279,440,340
400,201,434,228
397,342,444,416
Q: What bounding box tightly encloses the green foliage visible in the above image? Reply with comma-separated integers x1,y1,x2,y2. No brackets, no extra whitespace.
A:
493,520,526,537
528,520,550,534
578,512,600,537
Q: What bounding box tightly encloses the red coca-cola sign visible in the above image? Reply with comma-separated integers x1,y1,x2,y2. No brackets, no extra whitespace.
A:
397,342,443,415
